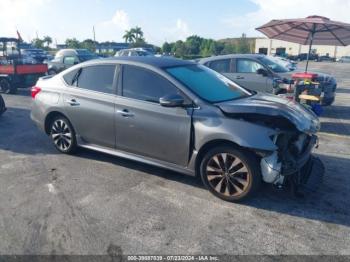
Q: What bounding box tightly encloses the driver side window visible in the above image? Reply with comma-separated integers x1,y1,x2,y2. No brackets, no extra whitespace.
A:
122,65,183,103
236,59,264,73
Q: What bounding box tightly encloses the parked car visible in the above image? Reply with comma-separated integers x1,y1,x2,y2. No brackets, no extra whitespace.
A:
317,55,336,62
199,54,337,106
269,56,297,71
21,48,48,63
297,53,319,61
115,48,154,57
31,57,324,202
0,94,6,116
339,56,350,63
47,49,99,75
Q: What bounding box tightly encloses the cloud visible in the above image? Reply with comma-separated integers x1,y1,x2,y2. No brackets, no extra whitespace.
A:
96,9,131,42
0,0,50,39
223,0,350,36
162,19,192,42
108,10,131,31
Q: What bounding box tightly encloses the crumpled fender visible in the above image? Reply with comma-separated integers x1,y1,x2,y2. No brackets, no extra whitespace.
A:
193,113,278,152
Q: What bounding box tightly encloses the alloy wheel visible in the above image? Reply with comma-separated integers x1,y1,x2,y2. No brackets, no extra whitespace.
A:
206,153,250,197
51,119,73,151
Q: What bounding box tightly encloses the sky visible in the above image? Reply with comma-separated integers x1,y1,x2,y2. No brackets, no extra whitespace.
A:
1,0,350,46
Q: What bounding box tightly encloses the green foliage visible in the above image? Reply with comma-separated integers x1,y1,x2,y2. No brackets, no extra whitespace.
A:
162,34,252,59
81,39,97,52
31,38,45,49
236,33,250,54
162,42,172,53
43,36,52,48
65,38,81,49
123,26,146,45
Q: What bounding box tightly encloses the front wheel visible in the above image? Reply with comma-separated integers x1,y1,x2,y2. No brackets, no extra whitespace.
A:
50,116,77,154
200,146,261,202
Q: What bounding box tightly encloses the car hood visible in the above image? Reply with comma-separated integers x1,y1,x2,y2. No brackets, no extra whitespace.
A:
216,93,320,134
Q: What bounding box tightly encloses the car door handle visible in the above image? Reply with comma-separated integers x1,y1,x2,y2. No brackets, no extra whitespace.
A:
236,76,245,80
117,109,134,118
65,99,80,106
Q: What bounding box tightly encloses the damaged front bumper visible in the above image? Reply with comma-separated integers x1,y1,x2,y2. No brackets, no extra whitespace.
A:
260,134,325,193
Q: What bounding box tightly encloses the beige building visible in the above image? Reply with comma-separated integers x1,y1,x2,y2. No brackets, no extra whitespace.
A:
255,38,350,58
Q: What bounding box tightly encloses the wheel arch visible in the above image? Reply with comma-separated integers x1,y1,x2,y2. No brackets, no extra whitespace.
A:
195,139,247,177
44,111,70,135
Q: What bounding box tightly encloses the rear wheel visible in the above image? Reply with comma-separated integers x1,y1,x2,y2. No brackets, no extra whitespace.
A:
200,146,261,202
0,78,15,94
0,95,6,116
50,116,77,154
0,78,11,94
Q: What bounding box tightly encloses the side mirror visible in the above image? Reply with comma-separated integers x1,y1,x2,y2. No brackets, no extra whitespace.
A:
256,68,268,77
159,94,184,108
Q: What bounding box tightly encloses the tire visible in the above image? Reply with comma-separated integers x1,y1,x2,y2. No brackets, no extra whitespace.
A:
48,69,57,75
49,116,77,154
0,78,12,94
199,146,261,202
0,95,6,116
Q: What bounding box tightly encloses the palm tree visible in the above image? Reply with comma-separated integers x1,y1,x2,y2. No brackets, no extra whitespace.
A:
123,30,135,43
43,36,52,48
132,26,143,40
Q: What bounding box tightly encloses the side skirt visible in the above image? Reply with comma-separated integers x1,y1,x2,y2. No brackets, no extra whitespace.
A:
78,142,196,177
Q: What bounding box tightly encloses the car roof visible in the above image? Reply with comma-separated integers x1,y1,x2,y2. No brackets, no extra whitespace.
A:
95,56,195,68
198,54,265,64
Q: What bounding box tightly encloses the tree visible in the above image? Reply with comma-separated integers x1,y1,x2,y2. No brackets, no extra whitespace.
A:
31,38,44,49
162,42,172,53
123,30,135,43
65,38,81,49
236,33,250,54
185,35,203,55
43,36,52,49
172,40,187,58
221,43,236,55
81,39,97,52
131,26,144,41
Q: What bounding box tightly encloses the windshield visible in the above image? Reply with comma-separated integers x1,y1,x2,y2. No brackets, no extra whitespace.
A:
257,56,289,73
166,64,251,103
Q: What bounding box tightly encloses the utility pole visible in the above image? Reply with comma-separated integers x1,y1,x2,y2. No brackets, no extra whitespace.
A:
93,26,97,52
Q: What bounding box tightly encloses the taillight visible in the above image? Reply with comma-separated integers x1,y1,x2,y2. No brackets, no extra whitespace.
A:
31,86,41,99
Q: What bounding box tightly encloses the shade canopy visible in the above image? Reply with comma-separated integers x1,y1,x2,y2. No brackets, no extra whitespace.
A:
256,16,350,46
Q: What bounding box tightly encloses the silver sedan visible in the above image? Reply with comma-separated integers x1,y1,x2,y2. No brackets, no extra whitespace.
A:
31,56,323,202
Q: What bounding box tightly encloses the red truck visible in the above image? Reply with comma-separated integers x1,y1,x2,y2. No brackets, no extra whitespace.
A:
0,37,48,94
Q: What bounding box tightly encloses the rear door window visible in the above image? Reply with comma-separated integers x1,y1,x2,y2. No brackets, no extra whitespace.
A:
75,65,116,94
